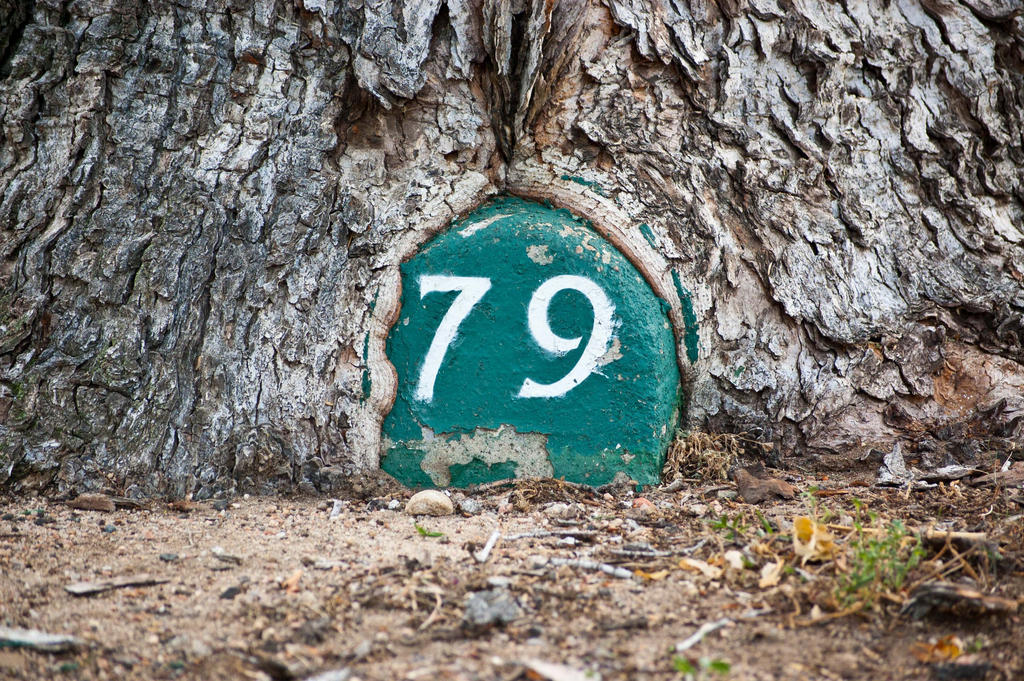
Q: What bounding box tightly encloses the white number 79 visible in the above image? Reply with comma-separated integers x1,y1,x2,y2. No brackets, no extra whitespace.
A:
413,274,615,402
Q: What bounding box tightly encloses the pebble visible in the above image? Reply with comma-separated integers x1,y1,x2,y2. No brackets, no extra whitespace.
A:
387,499,402,511
528,555,549,569
543,502,570,518
632,497,656,512
463,589,520,627
457,498,482,515
211,546,243,565
219,586,241,600
404,490,454,516
102,525,116,533
159,553,179,562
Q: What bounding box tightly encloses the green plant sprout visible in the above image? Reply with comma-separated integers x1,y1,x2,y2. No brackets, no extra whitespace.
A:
414,524,444,538
836,518,924,607
673,656,731,679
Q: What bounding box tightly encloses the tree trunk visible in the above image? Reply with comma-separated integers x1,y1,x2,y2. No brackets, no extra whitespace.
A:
2,0,1022,498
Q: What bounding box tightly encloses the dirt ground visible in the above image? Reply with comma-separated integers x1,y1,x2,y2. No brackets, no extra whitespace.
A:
1,466,1022,681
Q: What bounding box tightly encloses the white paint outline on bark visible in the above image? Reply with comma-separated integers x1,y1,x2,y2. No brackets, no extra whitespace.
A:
350,162,699,471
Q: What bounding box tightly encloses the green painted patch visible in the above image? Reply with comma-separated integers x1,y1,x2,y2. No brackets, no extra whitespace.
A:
638,223,658,249
360,331,372,402
560,174,608,197
381,196,682,487
672,271,700,364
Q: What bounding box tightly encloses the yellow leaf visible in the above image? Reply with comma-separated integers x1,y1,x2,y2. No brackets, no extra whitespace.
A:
910,635,963,663
792,516,837,565
637,569,670,581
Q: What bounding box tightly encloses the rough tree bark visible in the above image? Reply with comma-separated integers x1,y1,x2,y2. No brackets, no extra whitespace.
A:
1,0,1022,498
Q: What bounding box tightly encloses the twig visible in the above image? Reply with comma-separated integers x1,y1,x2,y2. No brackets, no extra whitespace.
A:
699,485,734,498
661,479,688,493
675,618,732,652
505,530,598,541
948,544,982,585
922,529,997,552
474,530,501,564
679,538,708,555
417,590,444,632
465,477,595,496
607,548,673,558
547,557,634,580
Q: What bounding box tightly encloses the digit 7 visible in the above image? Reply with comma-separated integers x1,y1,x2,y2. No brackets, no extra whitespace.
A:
414,275,491,403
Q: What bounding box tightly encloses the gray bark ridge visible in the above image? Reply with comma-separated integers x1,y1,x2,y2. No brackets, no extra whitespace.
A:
2,0,1022,497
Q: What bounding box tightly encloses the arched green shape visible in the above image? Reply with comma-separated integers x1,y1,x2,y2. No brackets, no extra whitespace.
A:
381,197,681,487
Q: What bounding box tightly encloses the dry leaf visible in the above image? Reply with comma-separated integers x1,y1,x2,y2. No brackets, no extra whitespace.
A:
759,559,784,588
723,550,746,571
522,659,600,681
281,569,303,593
68,494,116,512
678,558,723,579
793,516,837,564
636,569,670,581
910,635,963,663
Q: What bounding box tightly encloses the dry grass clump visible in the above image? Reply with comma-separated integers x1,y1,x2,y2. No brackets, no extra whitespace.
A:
662,431,765,481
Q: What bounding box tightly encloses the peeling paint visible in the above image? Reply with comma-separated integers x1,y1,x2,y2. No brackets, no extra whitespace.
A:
638,223,658,249
416,425,553,486
526,244,554,265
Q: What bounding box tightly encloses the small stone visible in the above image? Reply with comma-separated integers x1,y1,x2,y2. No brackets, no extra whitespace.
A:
732,469,796,504
457,498,482,515
212,500,229,511
685,502,708,517
102,524,116,533
717,490,739,500
528,555,549,569
486,576,512,588
210,546,243,565
159,553,179,562
544,502,570,517
352,639,373,659
365,498,389,511
219,586,241,600
404,490,454,516
387,499,402,511
632,497,656,512
463,589,520,627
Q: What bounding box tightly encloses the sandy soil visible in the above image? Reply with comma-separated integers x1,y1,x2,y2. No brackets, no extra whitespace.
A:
1,471,1022,681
